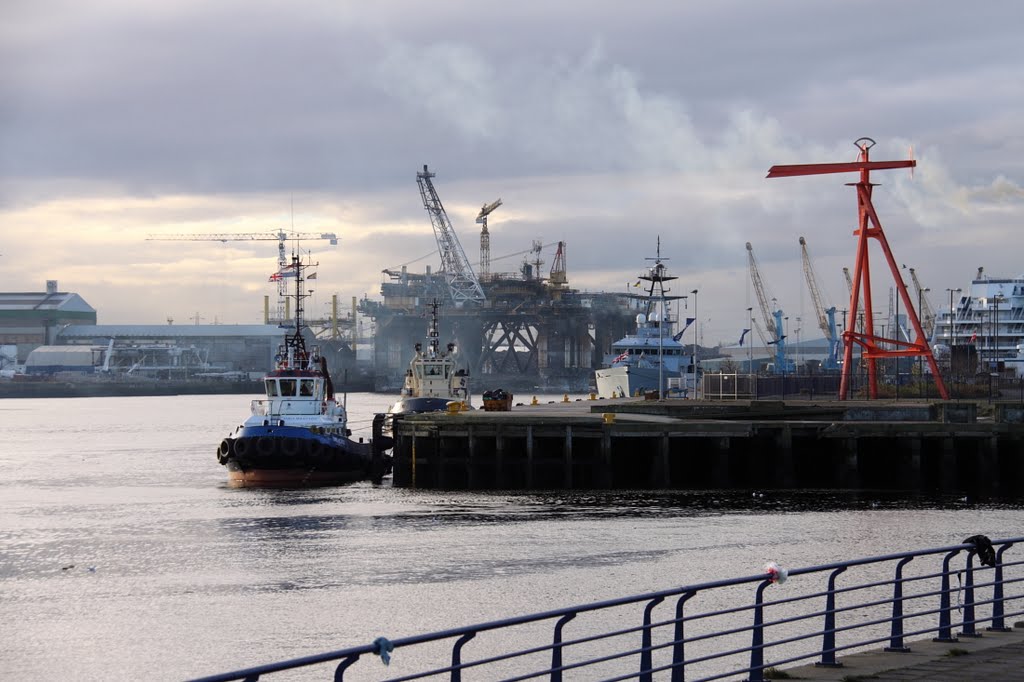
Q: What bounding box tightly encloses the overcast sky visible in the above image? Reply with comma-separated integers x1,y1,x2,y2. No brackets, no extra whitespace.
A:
2,1,1023,346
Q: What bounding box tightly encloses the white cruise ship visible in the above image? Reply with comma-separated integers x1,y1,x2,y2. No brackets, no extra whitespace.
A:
931,271,1024,377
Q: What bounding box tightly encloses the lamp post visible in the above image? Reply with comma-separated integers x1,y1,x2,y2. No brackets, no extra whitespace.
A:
746,306,754,373
994,293,1005,372
782,315,789,400
691,289,699,397
919,286,930,397
795,316,801,374
840,309,849,398
946,287,961,385
658,284,665,401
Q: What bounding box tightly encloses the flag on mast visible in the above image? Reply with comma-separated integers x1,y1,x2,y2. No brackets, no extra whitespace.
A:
672,317,696,341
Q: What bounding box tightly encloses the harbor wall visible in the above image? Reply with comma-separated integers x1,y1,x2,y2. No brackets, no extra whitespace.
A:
389,401,1024,495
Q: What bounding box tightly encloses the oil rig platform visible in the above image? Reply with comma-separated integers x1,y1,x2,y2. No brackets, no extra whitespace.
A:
359,165,637,393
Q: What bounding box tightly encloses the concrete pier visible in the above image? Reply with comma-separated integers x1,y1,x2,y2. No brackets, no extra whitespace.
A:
389,398,1024,493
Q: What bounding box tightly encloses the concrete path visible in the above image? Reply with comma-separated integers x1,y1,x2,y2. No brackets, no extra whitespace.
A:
779,626,1024,681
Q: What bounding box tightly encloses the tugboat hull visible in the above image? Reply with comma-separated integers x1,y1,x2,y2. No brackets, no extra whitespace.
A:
218,427,392,488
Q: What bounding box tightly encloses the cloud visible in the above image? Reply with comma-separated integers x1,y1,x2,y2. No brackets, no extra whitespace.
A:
2,1,1023,343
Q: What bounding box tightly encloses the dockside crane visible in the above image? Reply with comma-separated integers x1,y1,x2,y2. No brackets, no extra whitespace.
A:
476,198,502,282
746,242,794,374
417,165,486,306
843,266,865,334
146,230,338,322
799,237,841,370
549,241,568,288
907,268,936,339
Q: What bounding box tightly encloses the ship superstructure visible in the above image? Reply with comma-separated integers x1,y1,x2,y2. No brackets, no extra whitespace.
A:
932,272,1024,377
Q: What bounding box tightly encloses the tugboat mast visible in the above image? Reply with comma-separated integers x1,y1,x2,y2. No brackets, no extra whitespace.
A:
278,253,315,371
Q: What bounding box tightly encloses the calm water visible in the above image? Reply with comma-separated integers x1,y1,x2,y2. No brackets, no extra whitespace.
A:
1,393,1022,681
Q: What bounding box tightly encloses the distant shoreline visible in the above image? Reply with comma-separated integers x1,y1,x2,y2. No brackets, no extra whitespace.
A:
0,379,269,399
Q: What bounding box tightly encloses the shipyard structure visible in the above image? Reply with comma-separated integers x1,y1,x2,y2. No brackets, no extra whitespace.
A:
361,261,635,393
355,165,638,394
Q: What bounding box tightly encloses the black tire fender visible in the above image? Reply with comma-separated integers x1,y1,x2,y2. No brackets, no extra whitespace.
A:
256,437,276,457
233,437,251,458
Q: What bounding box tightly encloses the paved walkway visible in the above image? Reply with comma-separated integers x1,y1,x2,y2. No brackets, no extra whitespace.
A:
780,626,1024,681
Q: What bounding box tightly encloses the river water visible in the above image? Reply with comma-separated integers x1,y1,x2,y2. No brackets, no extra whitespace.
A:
1,393,1022,681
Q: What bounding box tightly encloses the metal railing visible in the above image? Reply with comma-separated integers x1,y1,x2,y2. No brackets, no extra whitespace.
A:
188,537,1023,682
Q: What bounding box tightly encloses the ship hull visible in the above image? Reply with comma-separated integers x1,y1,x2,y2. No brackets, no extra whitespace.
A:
387,396,468,415
595,365,679,399
218,426,392,488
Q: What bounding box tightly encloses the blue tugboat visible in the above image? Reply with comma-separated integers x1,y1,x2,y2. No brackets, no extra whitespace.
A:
216,255,391,486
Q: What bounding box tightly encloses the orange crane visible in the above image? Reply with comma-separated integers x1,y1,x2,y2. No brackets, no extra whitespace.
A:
768,137,948,400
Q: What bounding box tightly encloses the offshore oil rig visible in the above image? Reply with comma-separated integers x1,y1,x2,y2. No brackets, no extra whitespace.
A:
359,165,636,393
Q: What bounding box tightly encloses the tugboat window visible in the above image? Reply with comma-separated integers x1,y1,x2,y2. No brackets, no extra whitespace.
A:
279,379,297,396
265,380,279,397
300,379,315,396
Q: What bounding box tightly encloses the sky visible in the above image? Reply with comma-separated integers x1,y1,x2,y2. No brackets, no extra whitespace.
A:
2,1,1023,346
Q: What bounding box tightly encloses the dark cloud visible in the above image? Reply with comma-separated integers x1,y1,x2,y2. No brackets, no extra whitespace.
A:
1,0,1023,335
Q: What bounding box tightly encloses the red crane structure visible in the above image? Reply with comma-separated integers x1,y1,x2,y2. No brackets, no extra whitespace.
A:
767,137,949,400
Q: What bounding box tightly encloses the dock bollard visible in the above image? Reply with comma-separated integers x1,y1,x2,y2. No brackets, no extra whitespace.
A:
603,413,615,424
589,393,596,400
531,396,538,405
562,394,570,403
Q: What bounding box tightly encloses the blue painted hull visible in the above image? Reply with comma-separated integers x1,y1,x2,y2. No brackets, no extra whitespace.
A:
217,425,392,486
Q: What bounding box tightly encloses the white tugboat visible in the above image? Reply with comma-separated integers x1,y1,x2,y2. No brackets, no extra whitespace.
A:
387,300,471,416
216,255,391,486
595,242,692,399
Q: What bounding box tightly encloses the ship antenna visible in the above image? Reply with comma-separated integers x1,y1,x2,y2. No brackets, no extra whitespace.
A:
428,299,441,357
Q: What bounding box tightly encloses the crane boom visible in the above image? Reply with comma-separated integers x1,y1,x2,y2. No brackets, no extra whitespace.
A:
746,242,777,339
146,230,338,323
799,237,840,370
746,241,793,374
146,231,337,244
416,165,486,306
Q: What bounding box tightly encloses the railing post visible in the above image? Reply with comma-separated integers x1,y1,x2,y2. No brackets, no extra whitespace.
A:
450,631,475,682
333,654,360,681
670,591,696,682
640,596,665,682
747,581,771,682
960,551,983,637
816,566,847,667
550,612,576,682
885,557,914,652
989,542,1015,632
933,549,961,642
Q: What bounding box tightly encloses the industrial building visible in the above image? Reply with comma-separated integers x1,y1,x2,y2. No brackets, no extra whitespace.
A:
0,281,97,358
0,281,286,380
